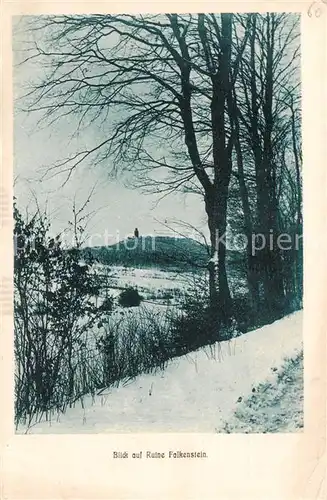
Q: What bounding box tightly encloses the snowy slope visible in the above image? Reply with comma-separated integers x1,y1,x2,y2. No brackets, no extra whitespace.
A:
223,352,304,433
18,311,303,434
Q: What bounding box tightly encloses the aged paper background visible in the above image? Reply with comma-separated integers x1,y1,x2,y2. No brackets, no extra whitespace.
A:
0,1,326,498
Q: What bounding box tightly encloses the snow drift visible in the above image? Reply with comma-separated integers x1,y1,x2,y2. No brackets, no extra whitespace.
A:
18,310,303,434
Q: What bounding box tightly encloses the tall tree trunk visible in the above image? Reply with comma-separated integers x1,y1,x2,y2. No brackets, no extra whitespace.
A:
196,13,234,331
234,126,260,314
261,13,285,316
206,186,233,328
208,14,234,327
290,97,303,304
248,13,285,318
230,84,260,314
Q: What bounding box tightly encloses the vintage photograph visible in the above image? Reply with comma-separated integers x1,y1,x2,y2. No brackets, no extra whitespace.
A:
13,13,303,434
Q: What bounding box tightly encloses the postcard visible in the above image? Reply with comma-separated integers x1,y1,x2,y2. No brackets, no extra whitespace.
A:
1,1,326,498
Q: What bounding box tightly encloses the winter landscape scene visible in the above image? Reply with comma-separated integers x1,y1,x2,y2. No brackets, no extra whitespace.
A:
13,13,303,434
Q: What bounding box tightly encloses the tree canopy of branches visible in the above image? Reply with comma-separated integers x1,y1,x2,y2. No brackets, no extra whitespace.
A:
16,12,301,332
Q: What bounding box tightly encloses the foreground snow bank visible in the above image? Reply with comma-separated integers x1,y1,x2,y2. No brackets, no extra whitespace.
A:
18,311,303,434
222,351,303,433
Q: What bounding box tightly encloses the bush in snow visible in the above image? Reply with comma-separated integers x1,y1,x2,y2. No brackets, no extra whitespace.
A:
98,297,114,313
14,202,112,427
169,272,223,351
170,300,220,352
96,306,182,387
118,286,143,307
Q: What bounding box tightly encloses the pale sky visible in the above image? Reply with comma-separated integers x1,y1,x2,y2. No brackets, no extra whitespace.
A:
13,17,208,247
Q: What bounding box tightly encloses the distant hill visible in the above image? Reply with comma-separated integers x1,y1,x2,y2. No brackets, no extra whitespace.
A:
82,236,209,270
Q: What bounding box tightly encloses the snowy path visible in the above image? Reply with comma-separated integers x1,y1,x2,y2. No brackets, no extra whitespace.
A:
18,311,303,434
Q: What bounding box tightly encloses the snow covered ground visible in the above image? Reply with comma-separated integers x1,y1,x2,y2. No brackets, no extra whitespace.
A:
17,310,303,434
222,351,303,433
95,264,192,292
